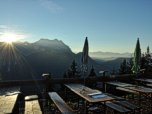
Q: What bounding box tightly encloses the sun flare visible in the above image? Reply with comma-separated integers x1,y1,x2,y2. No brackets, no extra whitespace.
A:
3,34,18,43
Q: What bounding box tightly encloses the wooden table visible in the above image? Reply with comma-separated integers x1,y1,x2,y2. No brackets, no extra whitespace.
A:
0,86,21,114
125,86,152,112
64,83,114,114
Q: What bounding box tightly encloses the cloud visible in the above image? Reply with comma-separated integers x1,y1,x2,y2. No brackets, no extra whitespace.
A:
0,25,7,29
39,0,64,13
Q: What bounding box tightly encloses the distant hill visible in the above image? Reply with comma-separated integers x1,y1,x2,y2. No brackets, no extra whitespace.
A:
89,51,133,60
93,57,133,68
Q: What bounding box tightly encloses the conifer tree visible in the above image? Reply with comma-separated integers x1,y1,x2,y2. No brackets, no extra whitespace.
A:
60,71,68,91
63,71,67,78
69,60,81,78
127,58,134,74
118,59,127,74
87,66,98,88
67,69,72,78
110,66,117,75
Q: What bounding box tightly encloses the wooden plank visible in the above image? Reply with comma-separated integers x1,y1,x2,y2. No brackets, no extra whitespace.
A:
105,81,134,87
115,101,140,110
105,101,131,113
64,84,114,103
116,87,139,95
146,84,152,87
49,92,75,114
125,86,152,93
0,94,18,114
135,78,152,83
24,100,42,114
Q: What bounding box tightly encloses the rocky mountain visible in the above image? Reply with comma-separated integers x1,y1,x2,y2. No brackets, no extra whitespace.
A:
13,38,72,56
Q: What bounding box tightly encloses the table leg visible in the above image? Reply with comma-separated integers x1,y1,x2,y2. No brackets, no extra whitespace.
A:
104,101,106,114
85,100,88,114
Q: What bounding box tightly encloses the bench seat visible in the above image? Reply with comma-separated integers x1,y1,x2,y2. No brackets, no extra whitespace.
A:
104,101,131,113
49,92,75,114
24,100,42,114
115,101,140,110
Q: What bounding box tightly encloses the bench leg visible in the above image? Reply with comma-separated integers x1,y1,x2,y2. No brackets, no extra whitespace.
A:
78,95,79,108
85,100,88,114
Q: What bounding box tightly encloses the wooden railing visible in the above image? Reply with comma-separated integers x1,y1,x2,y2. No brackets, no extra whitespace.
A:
0,72,152,87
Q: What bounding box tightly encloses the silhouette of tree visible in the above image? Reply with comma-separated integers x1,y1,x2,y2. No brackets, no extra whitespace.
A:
127,58,134,74
140,46,152,72
87,66,98,88
118,59,127,74
63,71,68,78
67,69,72,78
110,66,117,75
69,60,81,78
59,71,67,91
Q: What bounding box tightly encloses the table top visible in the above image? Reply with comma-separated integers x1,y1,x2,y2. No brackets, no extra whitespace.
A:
0,94,18,113
64,83,114,103
125,86,152,93
0,86,21,113
135,78,152,83
105,81,135,87
116,87,139,95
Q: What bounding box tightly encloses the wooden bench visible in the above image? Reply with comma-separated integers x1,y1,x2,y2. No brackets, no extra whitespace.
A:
24,100,42,114
48,92,75,114
104,101,131,114
115,101,140,110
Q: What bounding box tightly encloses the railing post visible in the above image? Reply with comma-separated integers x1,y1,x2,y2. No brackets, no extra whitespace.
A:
42,72,51,107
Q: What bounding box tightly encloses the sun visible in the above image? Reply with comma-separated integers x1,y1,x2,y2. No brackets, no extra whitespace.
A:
3,33,18,43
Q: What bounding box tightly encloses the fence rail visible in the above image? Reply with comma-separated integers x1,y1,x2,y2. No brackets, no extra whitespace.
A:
0,72,151,87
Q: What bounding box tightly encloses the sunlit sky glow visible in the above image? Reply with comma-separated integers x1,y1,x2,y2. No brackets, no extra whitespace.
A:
0,0,152,53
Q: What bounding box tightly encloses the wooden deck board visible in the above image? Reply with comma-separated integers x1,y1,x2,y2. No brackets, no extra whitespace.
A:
49,92,75,114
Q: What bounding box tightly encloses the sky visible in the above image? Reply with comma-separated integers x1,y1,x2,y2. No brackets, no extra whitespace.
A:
0,0,152,54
